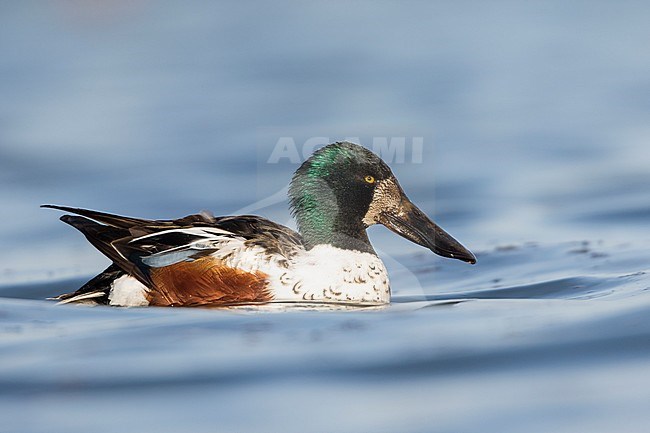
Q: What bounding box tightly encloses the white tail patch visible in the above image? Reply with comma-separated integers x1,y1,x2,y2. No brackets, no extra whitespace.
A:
108,275,149,306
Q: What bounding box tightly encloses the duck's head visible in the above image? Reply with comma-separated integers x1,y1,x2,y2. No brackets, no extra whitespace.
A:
289,141,476,263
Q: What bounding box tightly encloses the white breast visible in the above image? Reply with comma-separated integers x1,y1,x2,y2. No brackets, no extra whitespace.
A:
269,244,390,305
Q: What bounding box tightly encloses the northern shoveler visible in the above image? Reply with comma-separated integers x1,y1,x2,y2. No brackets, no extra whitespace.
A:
43,141,475,307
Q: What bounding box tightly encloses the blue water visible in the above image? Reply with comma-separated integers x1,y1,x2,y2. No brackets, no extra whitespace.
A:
1,2,650,432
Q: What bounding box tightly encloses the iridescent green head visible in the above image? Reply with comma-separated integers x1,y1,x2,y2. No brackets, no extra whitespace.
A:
289,142,476,263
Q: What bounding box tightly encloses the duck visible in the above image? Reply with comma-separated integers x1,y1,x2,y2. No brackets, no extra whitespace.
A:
43,141,475,307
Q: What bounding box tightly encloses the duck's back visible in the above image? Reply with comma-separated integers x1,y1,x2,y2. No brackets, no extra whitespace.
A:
46,206,305,307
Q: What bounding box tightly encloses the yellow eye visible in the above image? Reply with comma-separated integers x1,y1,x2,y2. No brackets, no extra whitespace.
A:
364,175,375,184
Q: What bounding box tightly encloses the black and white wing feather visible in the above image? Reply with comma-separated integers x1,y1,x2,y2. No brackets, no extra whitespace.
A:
42,205,304,289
